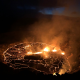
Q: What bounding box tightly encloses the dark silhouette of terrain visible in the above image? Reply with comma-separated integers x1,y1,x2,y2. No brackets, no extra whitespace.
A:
0,62,79,80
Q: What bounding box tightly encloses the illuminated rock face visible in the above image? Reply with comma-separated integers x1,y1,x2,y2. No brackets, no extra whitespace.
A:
3,42,71,75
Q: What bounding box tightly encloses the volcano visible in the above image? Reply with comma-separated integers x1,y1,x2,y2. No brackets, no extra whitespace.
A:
3,42,71,75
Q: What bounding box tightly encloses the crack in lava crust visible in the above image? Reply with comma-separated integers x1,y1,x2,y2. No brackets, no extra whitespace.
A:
3,42,71,75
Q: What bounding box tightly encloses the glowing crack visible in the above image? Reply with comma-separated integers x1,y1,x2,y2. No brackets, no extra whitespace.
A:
3,42,71,75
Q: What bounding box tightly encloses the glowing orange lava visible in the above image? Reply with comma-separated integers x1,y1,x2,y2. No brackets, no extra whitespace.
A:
52,49,57,52
3,42,72,76
44,47,50,52
61,52,65,55
34,52,42,54
53,73,57,76
27,52,32,55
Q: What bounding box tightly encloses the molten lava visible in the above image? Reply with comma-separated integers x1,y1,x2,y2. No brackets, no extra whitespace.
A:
3,42,71,76
61,52,65,55
52,49,57,52
53,73,57,76
44,47,50,52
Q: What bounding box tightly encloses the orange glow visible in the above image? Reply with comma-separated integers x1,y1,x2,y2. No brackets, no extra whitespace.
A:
44,55,48,58
52,49,57,52
27,52,32,55
52,47,58,52
53,73,57,76
25,45,31,48
59,69,65,75
61,52,65,55
27,52,42,55
43,52,48,58
44,47,50,52
34,52,42,54
46,56,48,58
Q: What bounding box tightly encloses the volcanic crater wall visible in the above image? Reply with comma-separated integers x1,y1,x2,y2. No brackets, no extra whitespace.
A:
22,16,80,73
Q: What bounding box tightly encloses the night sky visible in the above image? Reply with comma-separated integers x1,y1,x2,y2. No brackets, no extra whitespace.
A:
1,0,80,17
0,0,80,34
